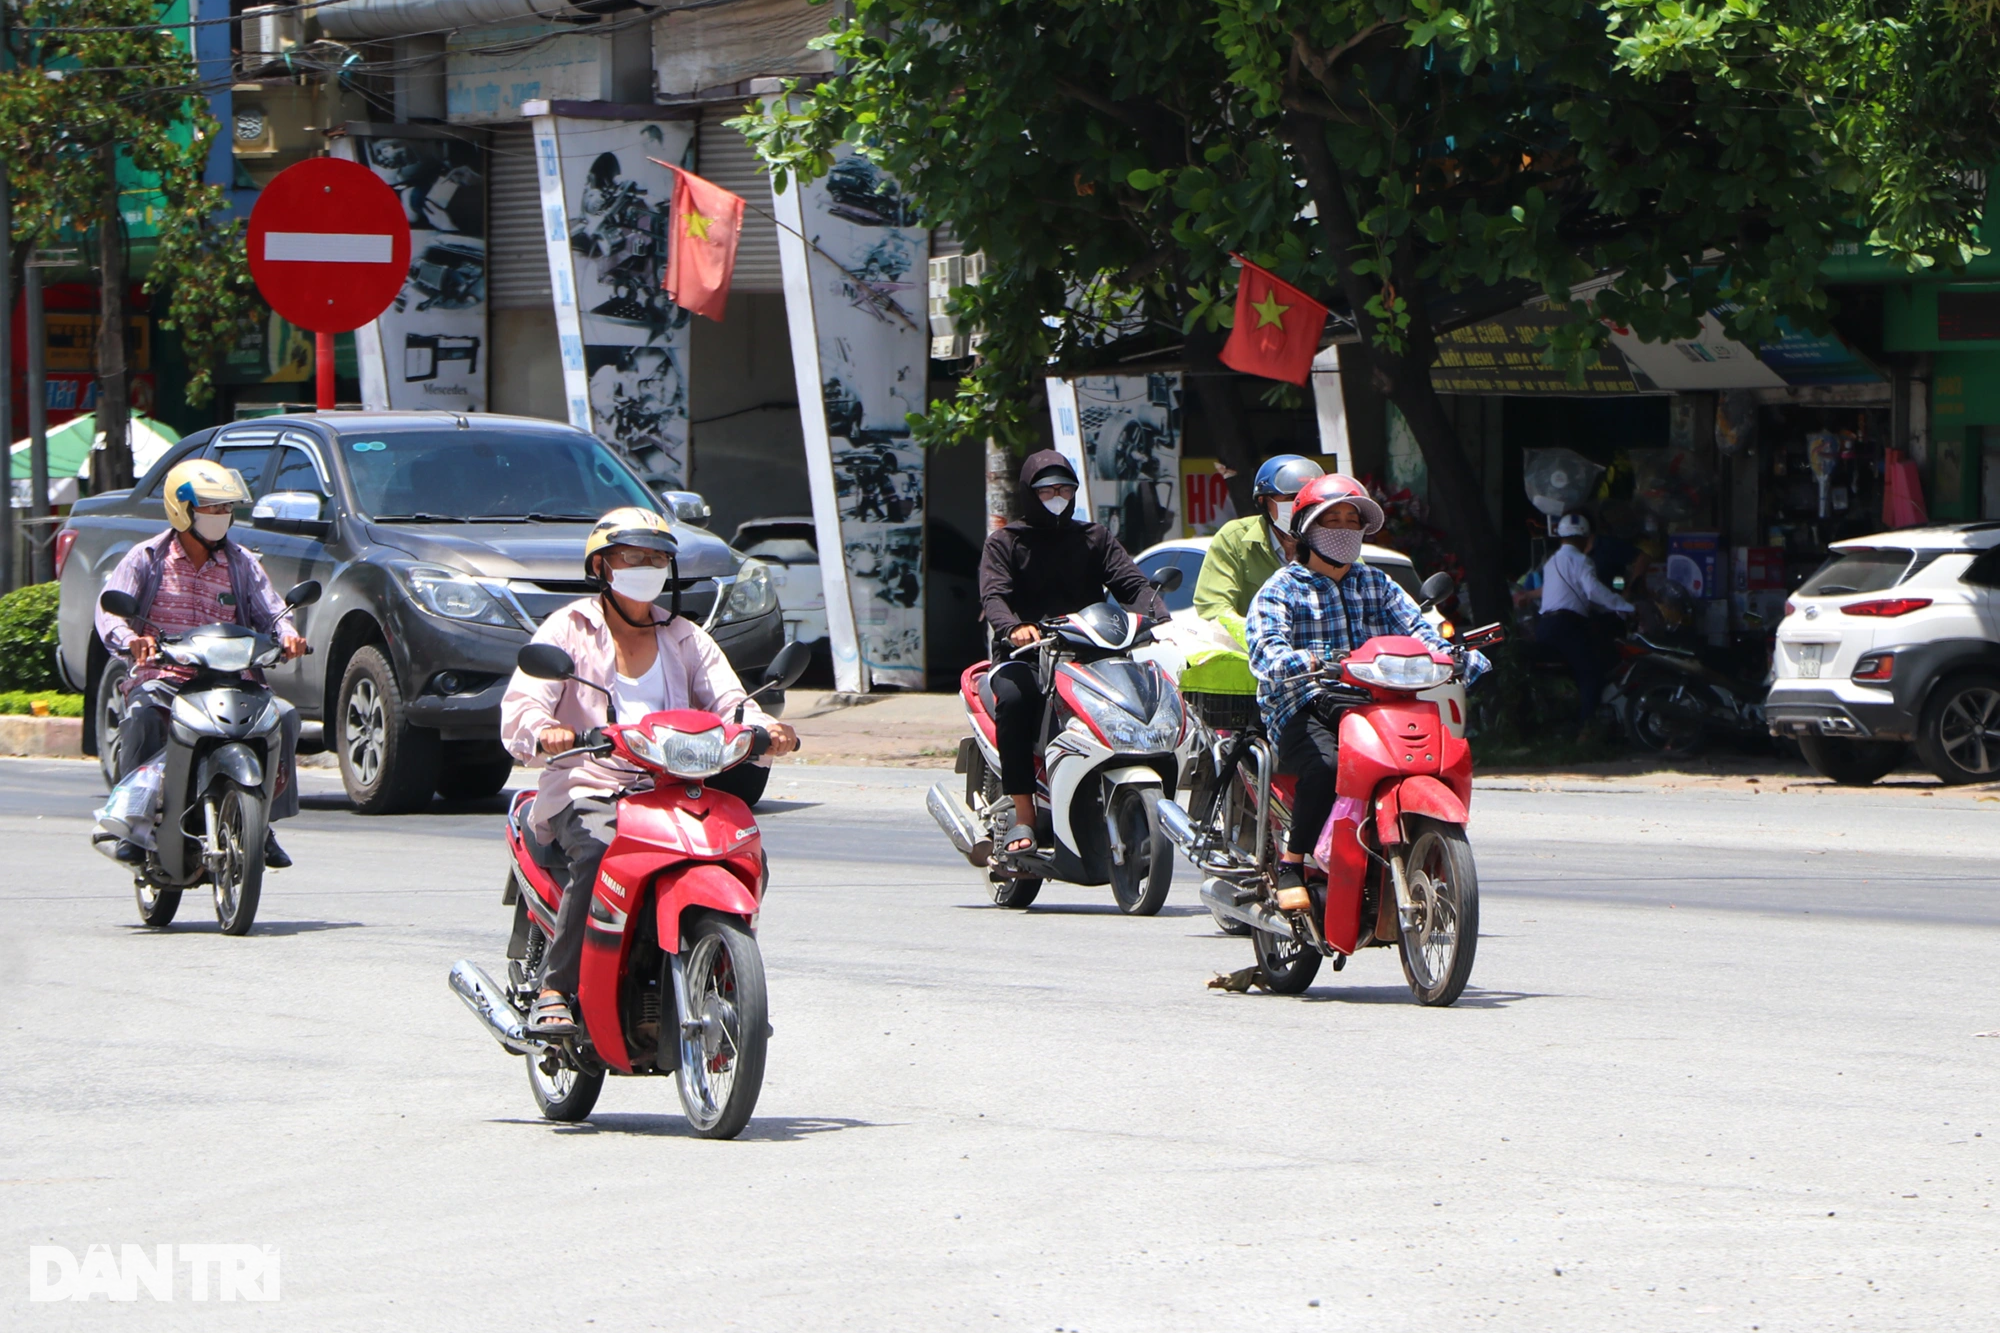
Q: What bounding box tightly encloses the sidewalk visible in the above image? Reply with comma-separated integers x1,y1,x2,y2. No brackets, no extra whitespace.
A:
782,689,963,769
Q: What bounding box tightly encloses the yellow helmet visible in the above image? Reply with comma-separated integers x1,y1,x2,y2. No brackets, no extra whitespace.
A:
162,458,253,533
582,506,678,578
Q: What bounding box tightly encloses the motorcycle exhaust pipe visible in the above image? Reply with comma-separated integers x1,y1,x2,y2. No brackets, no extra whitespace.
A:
1198,877,1292,936
926,782,991,867
449,960,544,1056
1157,797,1197,854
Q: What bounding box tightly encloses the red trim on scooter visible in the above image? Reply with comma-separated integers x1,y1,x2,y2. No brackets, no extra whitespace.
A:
655,862,761,952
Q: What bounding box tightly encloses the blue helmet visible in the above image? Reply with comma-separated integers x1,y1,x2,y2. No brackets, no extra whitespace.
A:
1252,454,1324,500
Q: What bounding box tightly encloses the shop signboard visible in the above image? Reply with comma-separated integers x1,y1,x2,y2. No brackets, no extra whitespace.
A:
530,103,697,489
1180,457,1236,538
336,125,489,413
773,141,930,692
447,27,610,125
1430,304,1643,394
1667,531,1721,600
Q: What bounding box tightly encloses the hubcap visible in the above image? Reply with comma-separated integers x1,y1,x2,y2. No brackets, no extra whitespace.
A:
344,678,386,787
1939,687,2000,774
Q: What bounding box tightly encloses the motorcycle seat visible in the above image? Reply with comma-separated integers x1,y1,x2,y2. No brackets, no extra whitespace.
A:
977,671,999,722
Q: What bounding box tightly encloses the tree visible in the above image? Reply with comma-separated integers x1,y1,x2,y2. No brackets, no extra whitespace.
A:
748,0,1999,619
0,0,255,490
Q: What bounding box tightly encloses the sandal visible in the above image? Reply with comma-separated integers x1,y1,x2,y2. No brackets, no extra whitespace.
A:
1000,823,1037,856
528,992,578,1037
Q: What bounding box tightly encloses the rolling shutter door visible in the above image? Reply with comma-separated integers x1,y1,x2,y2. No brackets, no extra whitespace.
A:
697,106,782,294
488,125,551,311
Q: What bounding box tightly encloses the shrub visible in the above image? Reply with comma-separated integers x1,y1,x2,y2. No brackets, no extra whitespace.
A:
0,582,62,692
0,689,83,717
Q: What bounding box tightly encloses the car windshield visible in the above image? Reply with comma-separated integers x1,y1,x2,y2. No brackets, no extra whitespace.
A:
1797,548,1914,596
339,428,659,522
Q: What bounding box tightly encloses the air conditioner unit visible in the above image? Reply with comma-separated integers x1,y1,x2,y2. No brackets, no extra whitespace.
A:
241,4,302,72
928,252,986,360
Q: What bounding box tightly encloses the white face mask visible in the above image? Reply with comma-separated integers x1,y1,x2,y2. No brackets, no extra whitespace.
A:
1271,501,1295,532
608,565,670,605
192,511,233,544
1042,495,1070,515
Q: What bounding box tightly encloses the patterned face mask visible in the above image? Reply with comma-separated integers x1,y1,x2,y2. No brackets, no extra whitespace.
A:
1305,525,1364,567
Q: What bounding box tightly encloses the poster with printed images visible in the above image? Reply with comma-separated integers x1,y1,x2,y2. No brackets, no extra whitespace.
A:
772,143,930,692
530,109,696,489
1073,374,1182,554
337,127,489,413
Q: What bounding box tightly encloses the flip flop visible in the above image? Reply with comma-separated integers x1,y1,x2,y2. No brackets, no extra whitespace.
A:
528,993,578,1037
1000,823,1037,856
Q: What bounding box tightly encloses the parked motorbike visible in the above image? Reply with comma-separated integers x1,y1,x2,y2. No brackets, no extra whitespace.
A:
92,581,320,935
1160,602,1504,1006
1619,636,1770,758
449,639,810,1138
927,569,1192,914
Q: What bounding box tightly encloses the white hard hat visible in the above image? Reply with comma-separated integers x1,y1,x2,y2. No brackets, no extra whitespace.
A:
1556,513,1591,538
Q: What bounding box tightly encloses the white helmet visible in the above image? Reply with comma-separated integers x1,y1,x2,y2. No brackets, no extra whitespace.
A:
1556,513,1591,538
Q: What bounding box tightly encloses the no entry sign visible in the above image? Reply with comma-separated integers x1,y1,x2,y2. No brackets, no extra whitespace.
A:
247,158,411,335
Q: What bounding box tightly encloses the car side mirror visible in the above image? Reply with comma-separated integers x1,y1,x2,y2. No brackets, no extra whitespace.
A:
658,490,711,527
1149,565,1184,594
250,491,331,538
100,588,140,618
516,644,577,681
761,640,812,693
284,580,322,608
1419,571,1455,608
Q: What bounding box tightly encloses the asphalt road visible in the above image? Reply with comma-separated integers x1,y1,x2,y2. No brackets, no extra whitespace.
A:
4,757,1997,1331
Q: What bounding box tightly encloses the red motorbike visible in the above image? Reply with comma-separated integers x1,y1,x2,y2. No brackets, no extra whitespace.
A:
449,640,809,1138
1162,621,1504,1006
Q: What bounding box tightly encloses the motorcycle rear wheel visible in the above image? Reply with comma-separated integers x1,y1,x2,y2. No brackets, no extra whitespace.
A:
133,880,181,927
676,915,769,1140
212,784,266,937
1252,922,1322,995
1107,786,1172,916
988,872,1042,909
1628,680,1706,758
528,1049,604,1122
1396,818,1479,1006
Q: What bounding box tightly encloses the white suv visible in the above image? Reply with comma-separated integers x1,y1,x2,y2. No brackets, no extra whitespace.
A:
1767,524,2000,784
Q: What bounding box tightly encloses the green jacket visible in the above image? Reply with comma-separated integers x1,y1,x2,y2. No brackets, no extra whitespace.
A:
1193,514,1286,633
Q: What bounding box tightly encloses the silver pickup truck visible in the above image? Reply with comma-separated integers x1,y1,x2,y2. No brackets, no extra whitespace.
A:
55,411,785,812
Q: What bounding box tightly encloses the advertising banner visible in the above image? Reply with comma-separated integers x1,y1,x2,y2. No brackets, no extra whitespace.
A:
336,126,488,414
1072,374,1182,553
530,105,697,489
773,145,930,692
1179,457,1237,538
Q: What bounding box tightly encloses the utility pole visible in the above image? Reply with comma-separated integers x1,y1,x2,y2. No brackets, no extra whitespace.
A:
24,249,47,582
0,0,14,595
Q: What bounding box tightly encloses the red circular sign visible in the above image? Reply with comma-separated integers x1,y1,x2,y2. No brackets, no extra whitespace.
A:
247,158,412,334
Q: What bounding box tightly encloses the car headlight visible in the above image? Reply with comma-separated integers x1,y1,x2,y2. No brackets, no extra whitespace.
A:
1346,652,1453,691
718,558,777,624
623,723,751,779
398,564,530,630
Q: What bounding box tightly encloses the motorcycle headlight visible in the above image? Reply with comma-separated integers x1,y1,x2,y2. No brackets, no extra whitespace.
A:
183,629,257,673
399,564,531,631
1346,653,1453,691
1070,679,1181,752
718,559,777,624
624,723,736,779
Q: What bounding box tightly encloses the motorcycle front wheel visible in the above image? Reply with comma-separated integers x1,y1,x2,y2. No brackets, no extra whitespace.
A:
675,915,769,1140
1107,786,1172,916
212,784,267,936
528,1049,604,1122
133,880,181,927
1396,818,1479,1006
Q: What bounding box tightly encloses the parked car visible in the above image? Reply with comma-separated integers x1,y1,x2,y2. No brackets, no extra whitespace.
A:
1766,523,2000,785
732,516,828,649
55,412,785,813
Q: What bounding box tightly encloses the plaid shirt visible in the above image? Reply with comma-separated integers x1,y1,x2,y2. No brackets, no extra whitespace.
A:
1246,561,1459,732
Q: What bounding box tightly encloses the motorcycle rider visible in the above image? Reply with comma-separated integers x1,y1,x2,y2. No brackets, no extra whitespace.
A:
1191,454,1325,629
1246,474,1483,895
93,458,307,866
977,449,1164,856
1537,512,1634,740
499,507,798,1037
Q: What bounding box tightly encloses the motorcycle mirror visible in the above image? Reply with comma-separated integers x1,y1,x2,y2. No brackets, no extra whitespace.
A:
1149,565,1184,594
516,643,577,681
99,588,140,618
284,580,322,608
760,640,812,694
1419,571,1455,605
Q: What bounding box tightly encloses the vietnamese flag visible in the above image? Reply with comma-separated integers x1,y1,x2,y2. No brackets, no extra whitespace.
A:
653,160,744,322
1219,256,1329,386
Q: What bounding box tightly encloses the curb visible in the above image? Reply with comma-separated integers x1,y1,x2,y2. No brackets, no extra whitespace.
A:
0,714,84,758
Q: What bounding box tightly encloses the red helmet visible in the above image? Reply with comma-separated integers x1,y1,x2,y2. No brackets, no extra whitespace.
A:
1290,473,1385,538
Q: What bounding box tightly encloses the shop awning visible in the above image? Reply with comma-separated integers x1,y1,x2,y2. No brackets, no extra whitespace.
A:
8,414,181,509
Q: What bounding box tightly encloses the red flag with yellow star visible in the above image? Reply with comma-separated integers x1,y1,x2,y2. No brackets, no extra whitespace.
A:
655,160,744,322
1219,256,1328,386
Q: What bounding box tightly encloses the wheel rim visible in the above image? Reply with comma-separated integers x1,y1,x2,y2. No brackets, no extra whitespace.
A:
530,1052,580,1104
1110,793,1150,905
1636,687,1702,753
344,677,386,788
98,666,127,784
1938,687,2000,774
678,935,743,1130
1402,830,1462,991
214,792,246,922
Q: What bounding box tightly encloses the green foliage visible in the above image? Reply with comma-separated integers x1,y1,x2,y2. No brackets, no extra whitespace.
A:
0,0,257,407
0,582,61,692
0,689,83,717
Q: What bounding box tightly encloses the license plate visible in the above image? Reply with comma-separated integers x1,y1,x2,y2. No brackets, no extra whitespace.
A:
1798,643,1822,678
